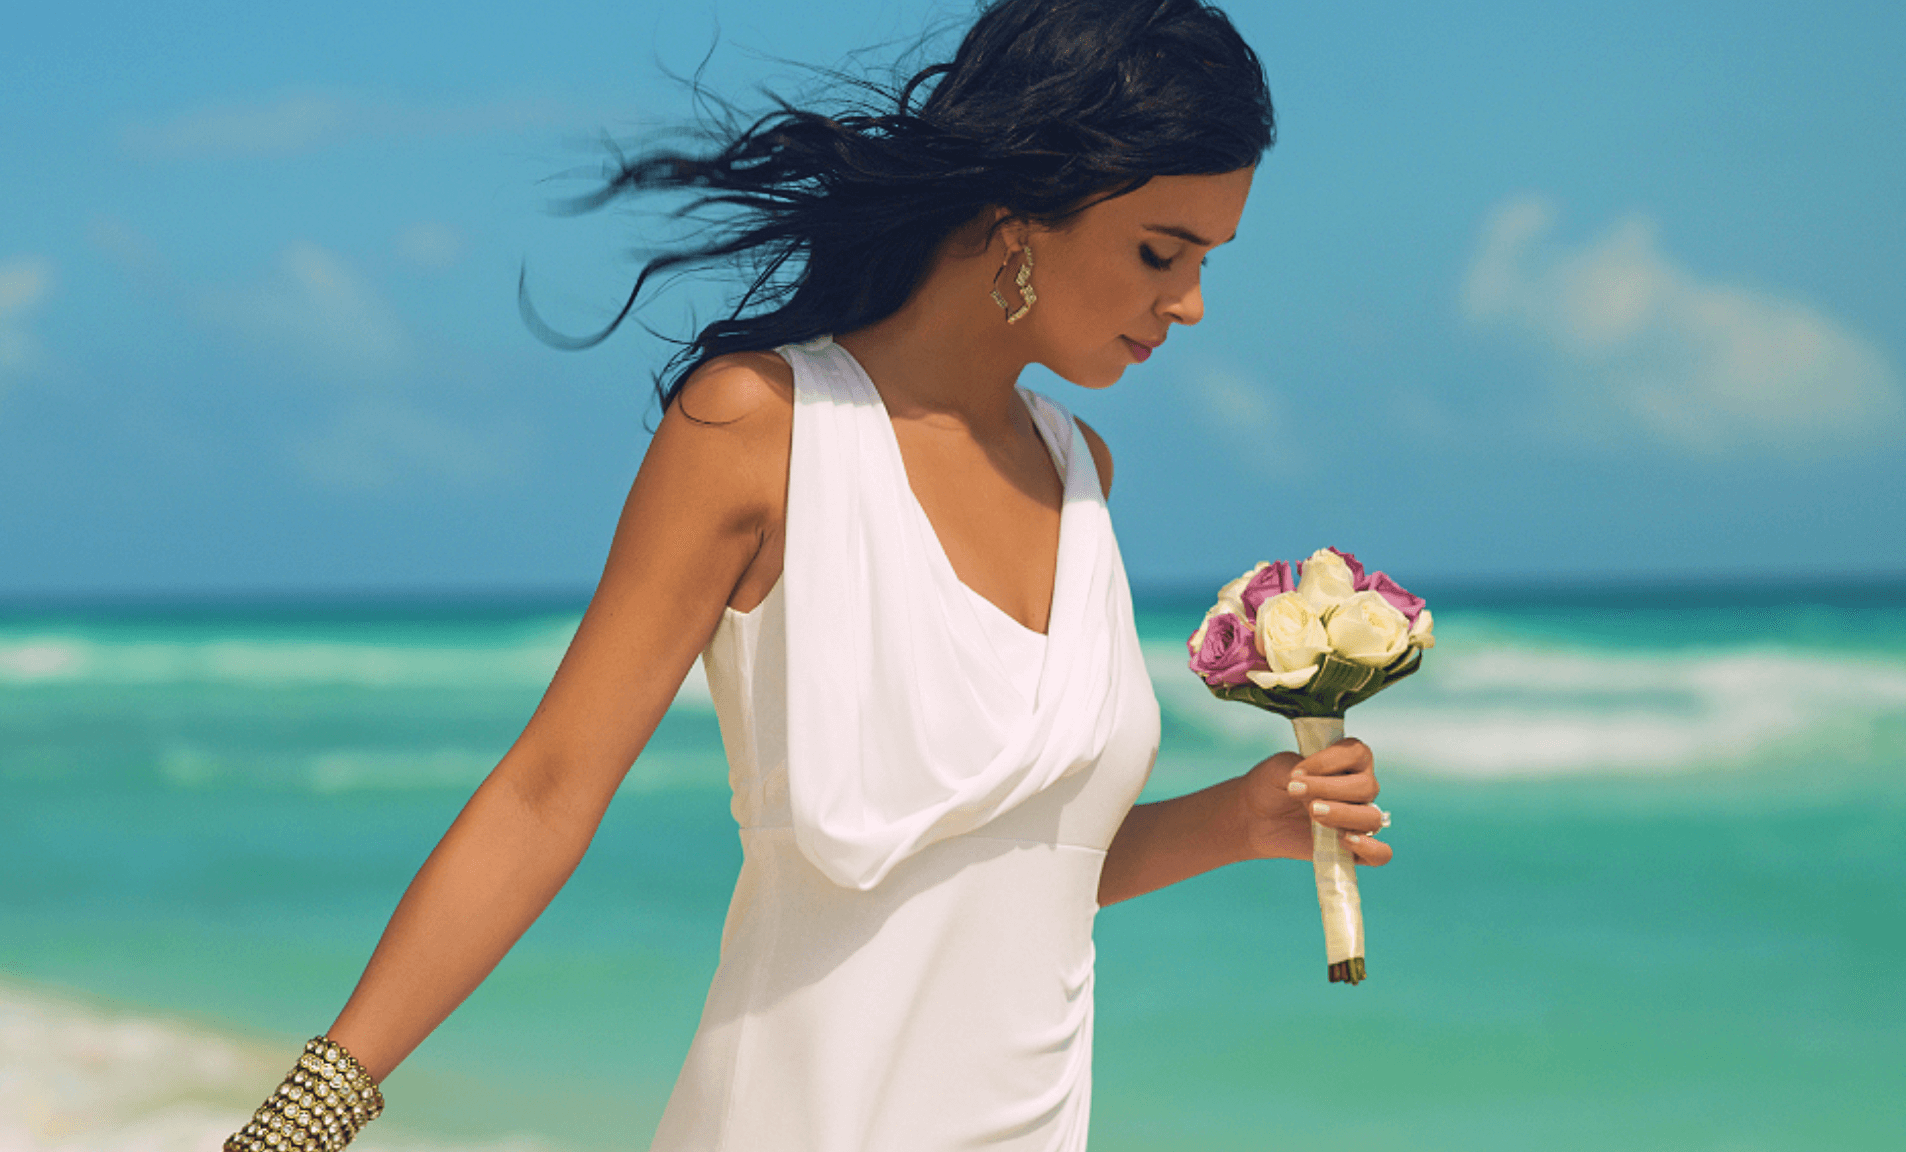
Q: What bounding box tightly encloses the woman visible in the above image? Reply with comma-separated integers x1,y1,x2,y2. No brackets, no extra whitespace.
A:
224,1,1394,1148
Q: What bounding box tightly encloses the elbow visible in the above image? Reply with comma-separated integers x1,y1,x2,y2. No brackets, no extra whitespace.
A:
486,747,619,852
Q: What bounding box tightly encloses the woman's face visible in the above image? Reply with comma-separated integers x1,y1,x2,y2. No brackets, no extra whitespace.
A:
1020,167,1255,389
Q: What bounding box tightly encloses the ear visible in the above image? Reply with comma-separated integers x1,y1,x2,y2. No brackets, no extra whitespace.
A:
989,207,1032,254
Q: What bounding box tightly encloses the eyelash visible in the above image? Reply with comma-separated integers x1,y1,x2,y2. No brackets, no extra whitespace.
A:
1140,244,1208,271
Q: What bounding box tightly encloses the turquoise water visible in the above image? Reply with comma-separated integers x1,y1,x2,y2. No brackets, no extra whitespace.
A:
3,585,1903,1150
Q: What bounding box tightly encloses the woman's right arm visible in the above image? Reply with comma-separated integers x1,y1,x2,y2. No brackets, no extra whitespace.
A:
317,353,794,1083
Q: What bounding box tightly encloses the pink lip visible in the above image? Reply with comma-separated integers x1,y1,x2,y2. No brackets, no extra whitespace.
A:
1123,337,1157,362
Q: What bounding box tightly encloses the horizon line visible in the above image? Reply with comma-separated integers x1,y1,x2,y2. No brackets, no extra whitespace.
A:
3,568,1906,613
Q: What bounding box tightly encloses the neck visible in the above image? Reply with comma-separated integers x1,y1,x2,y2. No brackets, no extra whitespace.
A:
834,236,1032,437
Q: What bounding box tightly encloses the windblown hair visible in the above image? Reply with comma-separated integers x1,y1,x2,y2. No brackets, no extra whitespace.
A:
529,0,1275,410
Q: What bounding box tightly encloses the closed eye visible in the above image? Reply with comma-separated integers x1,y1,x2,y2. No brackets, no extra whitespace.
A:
1140,244,1210,271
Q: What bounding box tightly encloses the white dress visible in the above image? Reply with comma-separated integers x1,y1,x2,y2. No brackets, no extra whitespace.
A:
650,337,1161,1151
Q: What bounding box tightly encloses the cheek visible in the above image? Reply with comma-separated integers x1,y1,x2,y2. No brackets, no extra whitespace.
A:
1045,252,1145,334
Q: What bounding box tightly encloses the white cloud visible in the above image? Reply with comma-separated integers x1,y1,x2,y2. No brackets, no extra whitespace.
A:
88,218,168,283
395,221,466,271
169,239,516,490
1189,368,1293,465
198,242,409,381
294,396,517,491
1463,195,1904,455
131,94,348,157
123,91,567,159
0,256,54,377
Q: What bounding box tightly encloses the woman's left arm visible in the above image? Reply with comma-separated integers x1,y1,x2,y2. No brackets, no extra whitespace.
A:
1096,739,1393,906
1071,420,1393,906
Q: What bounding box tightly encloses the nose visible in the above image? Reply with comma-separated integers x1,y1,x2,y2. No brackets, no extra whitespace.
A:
1162,276,1204,327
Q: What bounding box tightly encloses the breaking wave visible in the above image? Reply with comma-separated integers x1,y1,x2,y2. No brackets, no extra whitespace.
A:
1145,631,1906,779
0,617,714,708
6,607,1903,790
0,981,557,1152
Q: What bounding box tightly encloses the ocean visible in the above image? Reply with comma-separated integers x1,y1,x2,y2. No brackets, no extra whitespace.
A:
3,582,1903,1150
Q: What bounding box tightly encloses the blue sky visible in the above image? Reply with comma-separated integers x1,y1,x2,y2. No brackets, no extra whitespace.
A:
3,0,1902,595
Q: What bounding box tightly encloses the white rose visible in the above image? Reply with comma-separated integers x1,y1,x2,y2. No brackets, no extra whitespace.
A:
1324,590,1412,667
1297,548,1356,612
1407,607,1435,650
1214,561,1267,619
1255,591,1329,674
1248,665,1319,690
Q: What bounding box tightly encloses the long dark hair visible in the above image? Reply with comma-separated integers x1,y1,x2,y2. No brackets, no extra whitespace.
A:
527,0,1275,411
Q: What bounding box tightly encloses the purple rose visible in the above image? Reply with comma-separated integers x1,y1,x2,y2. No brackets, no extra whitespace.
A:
1238,560,1295,620
1188,611,1261,687
1360,570,1425,622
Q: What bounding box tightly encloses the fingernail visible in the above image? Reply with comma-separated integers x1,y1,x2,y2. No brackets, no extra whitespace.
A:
1289,768,1306,778
1346,834,1364,844
1287,780,1308,796
1310,801,1329,817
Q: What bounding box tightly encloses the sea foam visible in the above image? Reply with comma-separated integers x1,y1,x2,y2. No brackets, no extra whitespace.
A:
0,621,714,709
0,982,554,1152
1145,632,1906,779
8,610,1902,791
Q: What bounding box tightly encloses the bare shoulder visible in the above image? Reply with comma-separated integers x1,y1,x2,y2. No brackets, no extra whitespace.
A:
1073,416,1115,498
632,350,795,537
512,350,796,800
651,350,792,474
667,350,794,430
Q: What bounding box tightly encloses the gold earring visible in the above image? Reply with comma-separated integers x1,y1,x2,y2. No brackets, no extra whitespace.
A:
990,243,1036,324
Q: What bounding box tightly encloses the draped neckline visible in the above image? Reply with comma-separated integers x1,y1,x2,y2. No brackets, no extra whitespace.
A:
771,333,1127,891
830,340,1070,639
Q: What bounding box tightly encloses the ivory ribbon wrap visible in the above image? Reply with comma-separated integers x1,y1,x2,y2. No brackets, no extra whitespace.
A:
1292,715,1366,984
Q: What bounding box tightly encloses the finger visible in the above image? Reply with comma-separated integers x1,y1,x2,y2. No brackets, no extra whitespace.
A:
1242,752,1303,810
1251,751,1303,777
1285,770,1377,804
1304,800,1387,835
1292,737,1372,778
1343,831,1393,867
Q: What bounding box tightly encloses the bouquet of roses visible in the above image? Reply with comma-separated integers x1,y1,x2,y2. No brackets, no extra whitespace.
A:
1187,547,1434,983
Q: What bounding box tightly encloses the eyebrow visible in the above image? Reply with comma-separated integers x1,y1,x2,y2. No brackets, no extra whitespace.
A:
1143,224,1237,247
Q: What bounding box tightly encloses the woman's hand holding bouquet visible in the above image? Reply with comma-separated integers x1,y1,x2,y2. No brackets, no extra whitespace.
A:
1188,547,1434,983
1230,737,1392,867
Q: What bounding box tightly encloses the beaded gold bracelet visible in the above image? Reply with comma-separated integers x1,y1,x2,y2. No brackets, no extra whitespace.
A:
224,1036,386,1152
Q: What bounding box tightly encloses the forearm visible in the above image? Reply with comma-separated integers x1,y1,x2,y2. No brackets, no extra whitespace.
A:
323,763,600,1081
1098,777,1264,906
1098,740,1390,906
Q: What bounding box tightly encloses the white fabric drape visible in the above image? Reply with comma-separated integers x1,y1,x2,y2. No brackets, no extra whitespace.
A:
782,337,1132,889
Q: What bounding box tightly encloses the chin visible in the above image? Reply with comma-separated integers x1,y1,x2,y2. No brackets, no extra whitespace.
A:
1041,351,1127,391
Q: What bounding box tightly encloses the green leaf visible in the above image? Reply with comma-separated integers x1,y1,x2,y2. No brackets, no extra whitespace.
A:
1337,649,1424,710
1200,648,1428,720
1307,654,1378,713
